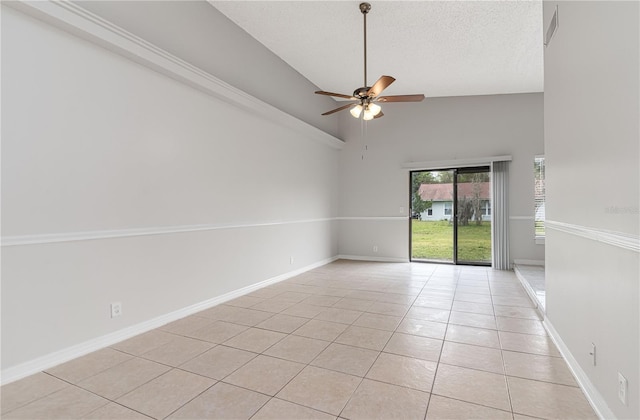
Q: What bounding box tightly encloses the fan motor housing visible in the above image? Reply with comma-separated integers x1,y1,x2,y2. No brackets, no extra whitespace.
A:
353,87,372,99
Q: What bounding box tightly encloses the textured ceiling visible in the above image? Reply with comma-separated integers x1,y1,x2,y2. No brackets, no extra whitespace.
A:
210,1,543,100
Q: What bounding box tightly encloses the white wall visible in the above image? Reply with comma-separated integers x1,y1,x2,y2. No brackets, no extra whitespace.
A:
543,1,639,418
337,93,544,263
1,5,339,373
74,0,340,138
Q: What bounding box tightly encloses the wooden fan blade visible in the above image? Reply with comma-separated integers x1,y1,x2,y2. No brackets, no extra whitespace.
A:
373,111,384,119
322,103,356,116
367,75,395,98
376,94,425,103
315,91,356,100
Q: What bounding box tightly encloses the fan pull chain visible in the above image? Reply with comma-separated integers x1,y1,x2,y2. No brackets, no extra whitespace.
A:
360,116,364,160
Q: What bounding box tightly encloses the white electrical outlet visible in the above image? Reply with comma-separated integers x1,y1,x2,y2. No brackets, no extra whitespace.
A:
110,302,122,318
290,256,294,265
590,343,596,366
618,372,628,405
399,206,404,214
373,245,378,253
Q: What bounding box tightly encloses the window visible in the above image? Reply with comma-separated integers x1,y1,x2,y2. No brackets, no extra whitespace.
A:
481,200,491,216
534,156,545,242
444,202,452,215
427,208,433,216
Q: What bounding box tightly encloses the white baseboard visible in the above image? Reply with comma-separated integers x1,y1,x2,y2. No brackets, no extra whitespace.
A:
543,318,615,420
513,259,545,266
337,254,409,263
0,256,338,385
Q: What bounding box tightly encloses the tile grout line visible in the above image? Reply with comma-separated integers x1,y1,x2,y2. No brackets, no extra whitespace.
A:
335,269,433,419
489,269,517,419
46,369,156,419
424,268,460,419
212,287,338,418
238,275,374,418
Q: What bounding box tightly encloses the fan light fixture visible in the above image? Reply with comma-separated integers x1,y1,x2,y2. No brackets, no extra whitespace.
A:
350,104,363,118
314,3,425,120
367,103,382,116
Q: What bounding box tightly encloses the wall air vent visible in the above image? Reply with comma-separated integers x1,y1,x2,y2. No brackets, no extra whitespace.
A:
545,6,558,47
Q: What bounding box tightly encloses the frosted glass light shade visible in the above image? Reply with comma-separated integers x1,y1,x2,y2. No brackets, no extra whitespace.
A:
350,104,363,118
368,103,382,116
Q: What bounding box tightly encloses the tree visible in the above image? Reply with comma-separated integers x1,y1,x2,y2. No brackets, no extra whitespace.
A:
411,172,434,219
458,173,488,225
436,171,454,183
457,195,473,225
470,173,486,225
412,192,432,219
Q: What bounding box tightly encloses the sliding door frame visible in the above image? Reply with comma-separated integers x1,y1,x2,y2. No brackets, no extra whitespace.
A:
455,166,491,266
409,166,491,266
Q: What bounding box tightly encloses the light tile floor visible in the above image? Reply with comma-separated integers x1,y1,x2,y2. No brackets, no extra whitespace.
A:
1,260,597,419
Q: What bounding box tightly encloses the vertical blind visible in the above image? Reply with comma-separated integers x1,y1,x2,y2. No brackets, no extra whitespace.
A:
491,161,510,269
534,156,546,238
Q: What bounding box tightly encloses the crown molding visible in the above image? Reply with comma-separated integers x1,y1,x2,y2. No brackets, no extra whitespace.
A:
4,0,344,150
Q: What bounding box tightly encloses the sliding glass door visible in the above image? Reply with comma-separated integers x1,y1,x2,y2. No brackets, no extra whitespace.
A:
410,170,454,262
455,167,491,265
410,167,491,266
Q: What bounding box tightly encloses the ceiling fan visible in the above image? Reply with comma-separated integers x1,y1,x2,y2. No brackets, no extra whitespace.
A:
315,2,425,120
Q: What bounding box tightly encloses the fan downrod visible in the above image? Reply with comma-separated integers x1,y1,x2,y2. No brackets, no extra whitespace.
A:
360,2,371,87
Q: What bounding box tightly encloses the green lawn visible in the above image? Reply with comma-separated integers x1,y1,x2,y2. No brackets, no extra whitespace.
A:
411,220,492,262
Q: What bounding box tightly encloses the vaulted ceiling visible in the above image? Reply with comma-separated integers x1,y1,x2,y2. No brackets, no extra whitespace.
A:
210,1,544,100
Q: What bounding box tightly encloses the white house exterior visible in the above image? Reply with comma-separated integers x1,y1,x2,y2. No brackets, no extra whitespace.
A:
418,182,491,221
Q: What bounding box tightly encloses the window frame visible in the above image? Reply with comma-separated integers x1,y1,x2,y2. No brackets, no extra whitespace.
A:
481,200,491,216
444,202,452,216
